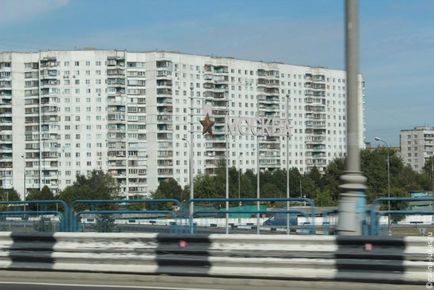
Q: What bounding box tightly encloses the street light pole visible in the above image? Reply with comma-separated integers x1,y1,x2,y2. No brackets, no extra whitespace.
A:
21,154,26,201
374,137,391,234
238,152,243,207
285,94,290,234
189,85,195,234
337,0,367,235
225,136,230,234
256,133,260,235
182,138,193,233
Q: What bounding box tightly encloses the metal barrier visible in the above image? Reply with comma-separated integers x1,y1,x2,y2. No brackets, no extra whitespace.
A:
0,200,70,232
188,198,316,234
4,197,431,235
71,199,182,233
0,232,425,283
321,209,338,235
371,197,434,236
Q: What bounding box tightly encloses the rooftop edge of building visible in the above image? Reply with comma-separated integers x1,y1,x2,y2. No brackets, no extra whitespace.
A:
0,48,346,73
401,126,434,132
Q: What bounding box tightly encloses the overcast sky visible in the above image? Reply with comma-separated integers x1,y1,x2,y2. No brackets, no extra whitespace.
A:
1,0,433,146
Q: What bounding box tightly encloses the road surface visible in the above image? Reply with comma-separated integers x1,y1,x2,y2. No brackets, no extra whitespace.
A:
0,271,424,290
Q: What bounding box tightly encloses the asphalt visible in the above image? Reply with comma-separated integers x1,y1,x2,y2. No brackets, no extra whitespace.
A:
0,271,425,290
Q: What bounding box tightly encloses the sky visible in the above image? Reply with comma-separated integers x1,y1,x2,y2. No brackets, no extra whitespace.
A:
1,0,433,146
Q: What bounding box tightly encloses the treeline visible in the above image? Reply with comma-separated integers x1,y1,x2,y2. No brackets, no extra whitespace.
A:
0,170,119,205
1,149,433,207
154,148,434,206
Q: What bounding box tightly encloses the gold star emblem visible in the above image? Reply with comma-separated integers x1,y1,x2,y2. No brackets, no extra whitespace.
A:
200,113,215,135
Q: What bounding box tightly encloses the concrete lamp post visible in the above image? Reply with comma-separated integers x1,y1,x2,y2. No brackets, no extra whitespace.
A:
337,0,367,236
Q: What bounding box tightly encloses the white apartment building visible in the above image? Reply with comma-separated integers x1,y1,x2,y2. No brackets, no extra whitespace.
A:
400,126,434,172
0,50,365,198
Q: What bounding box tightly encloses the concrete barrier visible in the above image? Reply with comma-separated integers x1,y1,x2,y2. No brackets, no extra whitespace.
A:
0,232,426,284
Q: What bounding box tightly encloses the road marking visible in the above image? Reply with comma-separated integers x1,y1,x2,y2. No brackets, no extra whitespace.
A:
0,281,223,290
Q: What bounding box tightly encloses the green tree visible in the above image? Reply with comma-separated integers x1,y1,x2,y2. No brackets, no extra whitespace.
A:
0,188,21,211
288,167,302,197
321,158,344,202
262,182,282,198
301,175,316,199
0,188,20,202
423,156,434,177
315,189,334,207
240,169,256,198
194,174,218,199
361,149,388,195
395,165,423,192
228,166,240,199
126,195,146,210
59,170,119,205
25,186,56,211
268,169,287,197
213,160,226,197
152,178,184,210
153,178,183,201
307,166,322,189
26,186,54,201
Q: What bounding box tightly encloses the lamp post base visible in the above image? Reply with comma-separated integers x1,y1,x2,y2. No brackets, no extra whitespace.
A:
337,171,367,236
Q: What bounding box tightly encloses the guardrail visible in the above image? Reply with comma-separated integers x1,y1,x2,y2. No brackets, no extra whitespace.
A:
0,232,425,284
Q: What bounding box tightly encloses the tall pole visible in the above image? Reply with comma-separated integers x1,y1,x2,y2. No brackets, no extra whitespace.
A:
386,146,391,234
337,0,367,235
256,133,260,235
286,94,290,234
374,137,390,234
238,151,243,224
21,155,25,209
189,86,194,234
225,96,230,234
238,152,243,206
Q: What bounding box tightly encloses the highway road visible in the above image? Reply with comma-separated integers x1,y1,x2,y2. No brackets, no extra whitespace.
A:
0,271,424,290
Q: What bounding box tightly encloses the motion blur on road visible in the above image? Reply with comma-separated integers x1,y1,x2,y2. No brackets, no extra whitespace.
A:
0,271,424,290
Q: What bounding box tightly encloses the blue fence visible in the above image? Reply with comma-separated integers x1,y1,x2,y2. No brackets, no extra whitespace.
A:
0,200,70,232
0,196,431,235
188,197,316,234
71,198,182,233
370,197,434,235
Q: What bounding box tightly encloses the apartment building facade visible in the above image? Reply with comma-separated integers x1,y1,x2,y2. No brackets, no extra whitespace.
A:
0,50,365,198
400,126,434,172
